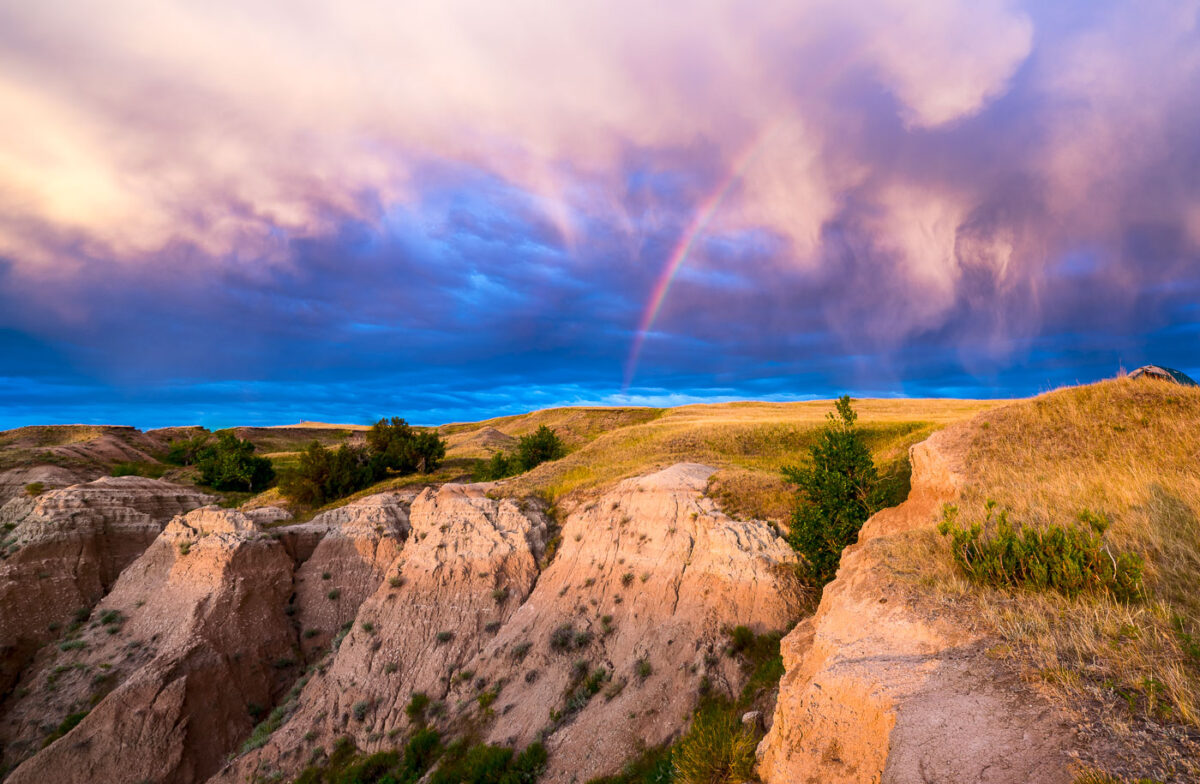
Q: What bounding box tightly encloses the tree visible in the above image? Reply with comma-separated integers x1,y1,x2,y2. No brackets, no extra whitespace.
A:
196,431,275,492
475,451,514,482
782,396,879,586
366,417,447,474
279,441,378,507
280,417,448,507
514,425,566,472
165,429,212,466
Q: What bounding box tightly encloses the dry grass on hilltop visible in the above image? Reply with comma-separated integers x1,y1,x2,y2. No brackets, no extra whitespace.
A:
884,378,1200,776
498,398,999,519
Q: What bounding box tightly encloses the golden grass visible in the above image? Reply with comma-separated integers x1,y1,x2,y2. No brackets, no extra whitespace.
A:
890,378,1200,734
439,406,665,450
497,398,998,518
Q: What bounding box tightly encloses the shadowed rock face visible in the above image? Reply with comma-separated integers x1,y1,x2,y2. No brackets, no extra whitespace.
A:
0,507,297,784
756,429,1078,784
293,492,411,656
0,477,214,694
214,465,804,784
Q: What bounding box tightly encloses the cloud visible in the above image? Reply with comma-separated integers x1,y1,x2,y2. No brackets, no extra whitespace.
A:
0,0,1197,426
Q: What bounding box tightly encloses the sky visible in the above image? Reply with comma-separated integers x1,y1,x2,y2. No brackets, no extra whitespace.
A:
1,0,1199,428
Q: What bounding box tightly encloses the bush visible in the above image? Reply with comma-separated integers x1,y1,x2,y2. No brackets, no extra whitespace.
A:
549,623,575,651
280,441,377,507
293,727,443,784
24,482,44,497
406,692,430,723
782,396,881,586
938,502,1144,602
475,451,515,481
281,418,447,507
431,741,547,784
42,710,89,747
474,426,566,481
164,429,212,466
366,417,447,475
515,426,566,472
672,706,757,784
196,431,275,492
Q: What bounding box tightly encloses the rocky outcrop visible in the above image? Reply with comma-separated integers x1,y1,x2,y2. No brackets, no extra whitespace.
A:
470,463,803,782
757,428,1078,784
0,507,298,784
293,492,410,654
216,465,804,784
0,477,214,694
215,483,549,783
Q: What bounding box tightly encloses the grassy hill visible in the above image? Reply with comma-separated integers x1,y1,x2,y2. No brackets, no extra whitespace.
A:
882,378,1200,780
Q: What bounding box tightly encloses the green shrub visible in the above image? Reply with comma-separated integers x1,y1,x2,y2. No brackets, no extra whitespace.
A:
672,706,756,784
292,727,443,784
42,710,89,747
366,417,447,475
280,442,377,507
475,451,515,481
937,502,1144,601
782,396,882,586
516,426,566,472
164,429,212,466
474,426,566,481
431,740,547,784
24,482,45,497
196,431,275,492
352,700,370,722
549,623,575,651
406,692,430,723
281,419,446,507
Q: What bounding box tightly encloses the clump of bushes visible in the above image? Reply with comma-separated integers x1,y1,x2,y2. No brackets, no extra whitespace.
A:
782,396,883,586
24,481,45,497
280,418,446,506
192,431,275,492
431,739,547,784
293,727,442,784
938,502,1144,602
475,425,566,481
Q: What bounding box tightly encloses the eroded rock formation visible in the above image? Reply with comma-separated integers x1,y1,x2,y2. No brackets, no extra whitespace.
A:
0,477,214,693
756,429,1078,784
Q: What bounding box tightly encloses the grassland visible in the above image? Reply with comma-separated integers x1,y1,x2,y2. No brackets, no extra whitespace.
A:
487,399,999,521
880,378,1200,779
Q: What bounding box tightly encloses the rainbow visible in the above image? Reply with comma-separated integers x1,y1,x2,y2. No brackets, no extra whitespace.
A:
622,137,766,390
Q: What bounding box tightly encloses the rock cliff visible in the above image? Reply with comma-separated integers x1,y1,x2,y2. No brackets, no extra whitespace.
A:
756,428,1078,784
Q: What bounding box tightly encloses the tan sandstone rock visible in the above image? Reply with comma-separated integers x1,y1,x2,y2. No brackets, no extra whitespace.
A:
756,429,1078,784
215,464,804,784
212,482,547,782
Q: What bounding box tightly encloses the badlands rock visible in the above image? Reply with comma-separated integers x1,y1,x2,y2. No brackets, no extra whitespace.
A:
0,507,298,784
468,463,802,782
293,492,410,654
0,477,213,693
216,464,803,784
756,428,1078,784
213,483,547,783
